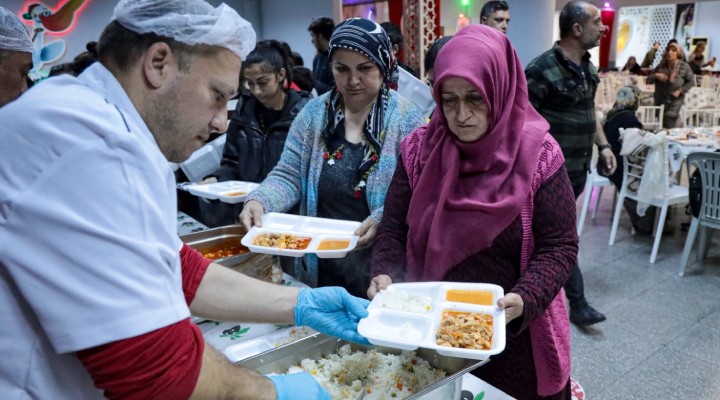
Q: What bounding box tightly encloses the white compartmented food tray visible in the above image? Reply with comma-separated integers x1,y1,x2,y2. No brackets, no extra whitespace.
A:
183,181,259,204
358,282,506,360
240,212,360,258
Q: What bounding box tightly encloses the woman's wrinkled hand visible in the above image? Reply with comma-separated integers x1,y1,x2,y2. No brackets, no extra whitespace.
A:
654,72,668,82
497,293,524,324
367,275,392,299
671,88,682,98
239,200,264,230
354,218,378,250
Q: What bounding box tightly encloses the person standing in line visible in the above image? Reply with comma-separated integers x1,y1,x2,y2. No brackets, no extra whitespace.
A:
641,41,660,68
240,18,425,297
646,42,694,129
479,0,510,34
525,0,613,328
308,17,335,95
380,21,418,78
0,6,33,108
0,1,371,398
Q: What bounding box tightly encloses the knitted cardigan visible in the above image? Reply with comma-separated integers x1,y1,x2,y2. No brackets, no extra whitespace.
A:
246,90,425,286
402,131,571,396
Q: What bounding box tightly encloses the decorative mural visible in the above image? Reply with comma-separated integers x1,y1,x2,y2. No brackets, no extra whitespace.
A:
20,0,89,79
615,5,676,70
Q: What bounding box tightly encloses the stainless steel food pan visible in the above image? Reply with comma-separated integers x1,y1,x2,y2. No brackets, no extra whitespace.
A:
180,224,254,265
235,333,487,399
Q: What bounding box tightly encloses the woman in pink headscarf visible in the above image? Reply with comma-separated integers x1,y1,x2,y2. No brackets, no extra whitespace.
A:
367,25,577,399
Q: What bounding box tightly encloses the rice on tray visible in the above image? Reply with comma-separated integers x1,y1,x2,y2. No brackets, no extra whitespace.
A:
285,344,445,399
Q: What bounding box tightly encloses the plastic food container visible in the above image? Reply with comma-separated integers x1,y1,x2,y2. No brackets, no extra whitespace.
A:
358,282,506,360
241,213,360,258
181,181,259,204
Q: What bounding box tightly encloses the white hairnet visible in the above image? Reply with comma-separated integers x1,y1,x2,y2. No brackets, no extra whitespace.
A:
0,6,33,53
112,0,256,60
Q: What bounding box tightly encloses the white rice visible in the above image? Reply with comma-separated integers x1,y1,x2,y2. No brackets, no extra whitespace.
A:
286,344,446,399
381,290,432,313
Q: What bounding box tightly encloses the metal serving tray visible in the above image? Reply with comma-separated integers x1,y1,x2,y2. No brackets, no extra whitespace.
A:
235,333,487,400
180,224,254,265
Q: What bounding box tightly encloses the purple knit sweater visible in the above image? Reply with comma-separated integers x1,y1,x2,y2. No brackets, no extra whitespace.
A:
372,131,575,397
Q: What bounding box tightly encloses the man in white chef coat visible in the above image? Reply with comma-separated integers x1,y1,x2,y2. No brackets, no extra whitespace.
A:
0,1,368,399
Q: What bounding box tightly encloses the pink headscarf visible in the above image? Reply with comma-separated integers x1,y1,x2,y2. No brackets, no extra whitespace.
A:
405,25,549,281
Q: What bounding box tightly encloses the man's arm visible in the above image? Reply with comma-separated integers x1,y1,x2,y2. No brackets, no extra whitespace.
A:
190,262,299,324
190,344,277,400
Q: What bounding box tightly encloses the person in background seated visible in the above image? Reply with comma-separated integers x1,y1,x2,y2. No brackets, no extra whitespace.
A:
646,42,694,128
688,41,716,75
201,40,311,227
0,6,33,108
368,25,576,399
641,41,660,68
0,1,371,398
240,18,425,297
380,21,418,78
622,56,642,75
308,17,335,95
598,86,656,234
479,0,510,34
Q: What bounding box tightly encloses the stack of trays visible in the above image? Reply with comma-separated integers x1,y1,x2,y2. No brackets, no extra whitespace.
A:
358,282,506,360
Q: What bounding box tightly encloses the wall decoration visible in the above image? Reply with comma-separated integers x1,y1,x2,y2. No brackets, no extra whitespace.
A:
616,5,675,70
674,3,695,55
20,0,90,79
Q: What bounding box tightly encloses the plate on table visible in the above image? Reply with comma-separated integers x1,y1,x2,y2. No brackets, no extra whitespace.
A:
240,213,360,258
358,282,506,360
182,181,259,204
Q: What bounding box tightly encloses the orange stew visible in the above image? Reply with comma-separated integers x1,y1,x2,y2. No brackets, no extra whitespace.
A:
222,191,247,197
446,289,494,306
436,311,493,350
253,233,312,250
317,239,350,250
200,244,250,260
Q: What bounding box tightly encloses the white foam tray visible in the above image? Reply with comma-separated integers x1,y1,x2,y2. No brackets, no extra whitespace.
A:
184,181,259,204
358,282,506,360
240,213,360,258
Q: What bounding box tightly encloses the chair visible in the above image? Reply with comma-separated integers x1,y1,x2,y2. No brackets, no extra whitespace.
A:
678,152,720,276
681,108,720,128
608,133,689,263
636,105,664,132
577,164,614,236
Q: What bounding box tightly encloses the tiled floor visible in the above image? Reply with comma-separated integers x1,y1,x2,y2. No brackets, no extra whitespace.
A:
571,190,720,399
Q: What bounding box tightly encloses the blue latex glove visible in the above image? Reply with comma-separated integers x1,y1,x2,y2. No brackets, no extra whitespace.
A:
267,373,332,400
294,287,371,345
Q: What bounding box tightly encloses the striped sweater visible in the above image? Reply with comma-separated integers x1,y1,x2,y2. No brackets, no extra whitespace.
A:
246,90,425,286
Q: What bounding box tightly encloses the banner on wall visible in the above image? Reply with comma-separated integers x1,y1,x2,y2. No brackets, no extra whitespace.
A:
674,3,696,55
19,0,90,79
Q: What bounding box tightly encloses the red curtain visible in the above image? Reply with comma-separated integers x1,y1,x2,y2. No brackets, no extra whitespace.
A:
600,8,615,69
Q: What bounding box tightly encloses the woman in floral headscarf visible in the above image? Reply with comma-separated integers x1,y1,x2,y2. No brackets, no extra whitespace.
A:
368,25,577,399
647,42,694,128
240,18,424,297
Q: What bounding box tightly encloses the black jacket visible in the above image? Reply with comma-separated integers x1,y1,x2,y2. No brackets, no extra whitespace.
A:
213,90,310,183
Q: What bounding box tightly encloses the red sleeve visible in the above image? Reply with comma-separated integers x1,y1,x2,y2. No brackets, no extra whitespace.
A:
77,319,204,400
180,243,212,305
